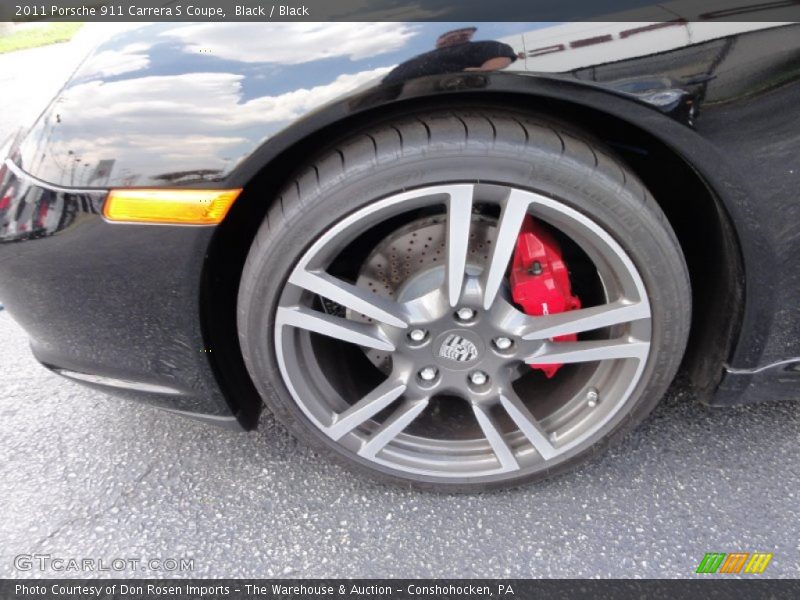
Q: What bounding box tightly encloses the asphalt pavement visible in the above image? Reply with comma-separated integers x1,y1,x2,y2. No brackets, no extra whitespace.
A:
0,311,798,578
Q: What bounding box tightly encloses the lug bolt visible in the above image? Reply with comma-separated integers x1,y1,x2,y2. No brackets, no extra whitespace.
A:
469,371,489,386
419,366,438,382
456,307,475,321
493,337,513,350
587,387,599,408
408,329,427,342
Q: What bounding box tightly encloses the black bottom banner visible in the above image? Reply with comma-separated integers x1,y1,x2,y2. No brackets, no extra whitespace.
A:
1,579,799,600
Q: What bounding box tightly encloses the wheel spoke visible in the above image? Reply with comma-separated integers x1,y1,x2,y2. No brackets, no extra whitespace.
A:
481,188,531,310
288,269,408,328
325,379,407,441
401,287,449,323
445,184,475,307
520,300,650,340
524,337,649,364
276,306,395,351
358,398,429,458
499,393,557,460
472,402,519,472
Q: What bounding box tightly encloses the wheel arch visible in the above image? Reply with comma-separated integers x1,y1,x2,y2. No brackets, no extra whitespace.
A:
203,77,752,427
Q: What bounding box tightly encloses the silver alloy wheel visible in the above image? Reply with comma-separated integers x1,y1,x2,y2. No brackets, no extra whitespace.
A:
273,183,652,480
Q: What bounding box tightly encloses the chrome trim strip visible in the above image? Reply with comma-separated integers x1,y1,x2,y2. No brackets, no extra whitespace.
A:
157,406,241,429
54,368,184,395
725,357,800,375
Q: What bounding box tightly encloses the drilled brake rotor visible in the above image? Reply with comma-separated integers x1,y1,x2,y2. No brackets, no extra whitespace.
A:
349,215,497,371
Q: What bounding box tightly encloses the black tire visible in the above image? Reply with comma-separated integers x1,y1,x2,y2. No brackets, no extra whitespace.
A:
238,108,691,491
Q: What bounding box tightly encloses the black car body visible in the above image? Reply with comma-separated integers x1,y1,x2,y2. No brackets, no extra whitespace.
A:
1,12,799,487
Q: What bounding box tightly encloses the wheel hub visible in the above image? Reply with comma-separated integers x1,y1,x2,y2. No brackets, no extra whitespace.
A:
434,330,482,366
353,215,496,372
383,275,546,406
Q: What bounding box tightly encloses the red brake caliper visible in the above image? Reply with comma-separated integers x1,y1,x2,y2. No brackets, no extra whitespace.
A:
510,215,581,378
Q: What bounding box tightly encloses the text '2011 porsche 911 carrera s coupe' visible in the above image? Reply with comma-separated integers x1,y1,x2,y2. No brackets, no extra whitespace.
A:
2,15,800,490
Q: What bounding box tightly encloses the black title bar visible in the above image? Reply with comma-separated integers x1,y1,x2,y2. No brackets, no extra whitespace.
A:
2,0,800,22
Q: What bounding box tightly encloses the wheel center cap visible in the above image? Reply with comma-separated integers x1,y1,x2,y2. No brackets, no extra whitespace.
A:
433,330,484,369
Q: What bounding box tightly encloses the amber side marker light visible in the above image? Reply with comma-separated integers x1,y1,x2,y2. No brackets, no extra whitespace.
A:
103,188,242,225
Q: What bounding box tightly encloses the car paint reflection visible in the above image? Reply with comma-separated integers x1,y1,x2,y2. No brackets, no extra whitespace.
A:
14,17,796,189
15,22,530,187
